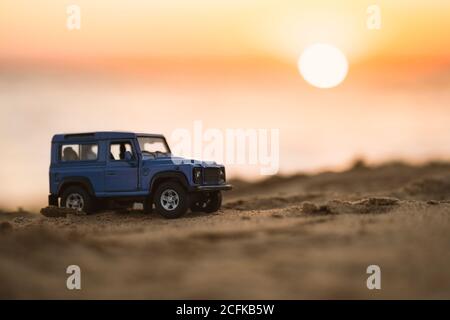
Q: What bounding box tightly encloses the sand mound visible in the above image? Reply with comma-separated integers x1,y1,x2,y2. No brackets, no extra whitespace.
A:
224,194,320,211
0,209,34,220
40,206,86,218
301,197,400,215
400,177,450,200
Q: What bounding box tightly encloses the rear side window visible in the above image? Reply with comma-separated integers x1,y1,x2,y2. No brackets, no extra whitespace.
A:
61,144,98,161
109,141,134,160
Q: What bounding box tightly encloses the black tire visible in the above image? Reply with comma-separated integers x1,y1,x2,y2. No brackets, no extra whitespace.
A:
191,192,222,213
61,186,95,213
204,191,222,213
154,181,188,219
190,201,204,213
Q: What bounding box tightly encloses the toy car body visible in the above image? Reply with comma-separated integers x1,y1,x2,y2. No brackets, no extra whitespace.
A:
48,132,232,218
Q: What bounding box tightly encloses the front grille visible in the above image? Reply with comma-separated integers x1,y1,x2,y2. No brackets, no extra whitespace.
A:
203,168,221,184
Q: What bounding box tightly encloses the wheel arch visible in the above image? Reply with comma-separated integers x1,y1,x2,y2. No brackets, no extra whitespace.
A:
57,177,95,197
149,171,189,197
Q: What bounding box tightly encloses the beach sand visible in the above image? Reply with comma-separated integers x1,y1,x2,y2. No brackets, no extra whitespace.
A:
1,162,450,299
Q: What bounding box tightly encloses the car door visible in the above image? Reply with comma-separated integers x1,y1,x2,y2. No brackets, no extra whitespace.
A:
105,140,138,192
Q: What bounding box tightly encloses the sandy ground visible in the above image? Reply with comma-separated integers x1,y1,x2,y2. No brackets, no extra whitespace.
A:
1,161,450,299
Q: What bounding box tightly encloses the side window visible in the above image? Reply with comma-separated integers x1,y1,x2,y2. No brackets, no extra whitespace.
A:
80,144,98,160
109,141,134,161
61,144,98,161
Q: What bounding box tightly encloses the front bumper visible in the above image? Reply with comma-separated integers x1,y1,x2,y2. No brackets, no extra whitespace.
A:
190,184,232,192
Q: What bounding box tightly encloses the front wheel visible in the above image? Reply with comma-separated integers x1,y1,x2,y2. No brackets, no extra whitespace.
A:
154,182,188,219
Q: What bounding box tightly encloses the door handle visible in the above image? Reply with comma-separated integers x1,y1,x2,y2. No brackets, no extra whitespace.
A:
106,171,116,176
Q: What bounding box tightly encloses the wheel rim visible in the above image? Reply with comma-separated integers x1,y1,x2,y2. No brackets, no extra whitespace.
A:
160,189,180,211
66,193,84,211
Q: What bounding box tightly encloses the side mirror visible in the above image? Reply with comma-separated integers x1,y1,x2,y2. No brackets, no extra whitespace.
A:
124,151,133,161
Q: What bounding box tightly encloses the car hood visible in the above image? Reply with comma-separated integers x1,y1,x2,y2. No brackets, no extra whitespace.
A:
142,156,221,168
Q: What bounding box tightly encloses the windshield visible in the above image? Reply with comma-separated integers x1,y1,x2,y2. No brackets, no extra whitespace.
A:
137,136,171,158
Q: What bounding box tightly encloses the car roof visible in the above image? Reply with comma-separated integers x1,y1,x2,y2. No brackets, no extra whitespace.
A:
52,131,165,143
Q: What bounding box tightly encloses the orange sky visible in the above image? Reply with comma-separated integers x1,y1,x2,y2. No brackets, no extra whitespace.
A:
1,0,450,71
1,1,450,210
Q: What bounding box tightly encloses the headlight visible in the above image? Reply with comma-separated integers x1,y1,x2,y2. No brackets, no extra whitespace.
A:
193,167,202,184
219,167,225,182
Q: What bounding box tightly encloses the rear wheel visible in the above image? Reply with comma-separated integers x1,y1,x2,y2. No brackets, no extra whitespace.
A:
61,186,94,213
154,181,188,219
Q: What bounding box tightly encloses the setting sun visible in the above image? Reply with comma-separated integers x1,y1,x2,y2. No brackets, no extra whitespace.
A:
298,43,348,88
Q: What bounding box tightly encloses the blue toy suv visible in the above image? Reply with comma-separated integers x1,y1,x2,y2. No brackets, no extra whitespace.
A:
48,132,232,218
